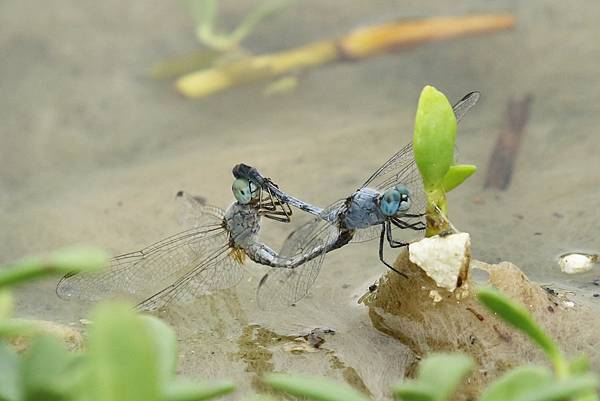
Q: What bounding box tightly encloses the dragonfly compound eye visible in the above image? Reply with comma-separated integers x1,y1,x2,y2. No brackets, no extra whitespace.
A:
379,188,401,217
232,178,252,205
395,186,411,213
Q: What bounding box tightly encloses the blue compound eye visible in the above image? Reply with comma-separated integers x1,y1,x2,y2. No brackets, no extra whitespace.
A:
232,178,252,205
396,186,411,213
379,188,401,217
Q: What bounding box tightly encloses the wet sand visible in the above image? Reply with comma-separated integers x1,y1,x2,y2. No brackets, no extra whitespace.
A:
1,0,599,398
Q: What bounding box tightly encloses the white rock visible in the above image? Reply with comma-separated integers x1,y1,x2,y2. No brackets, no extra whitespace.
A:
409,232,471,292
558,253,597,274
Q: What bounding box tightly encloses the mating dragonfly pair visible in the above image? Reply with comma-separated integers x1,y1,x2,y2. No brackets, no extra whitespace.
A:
56,92,479,311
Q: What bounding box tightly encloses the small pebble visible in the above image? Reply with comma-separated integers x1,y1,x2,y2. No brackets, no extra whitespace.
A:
558,253,598,274
409,233,471,292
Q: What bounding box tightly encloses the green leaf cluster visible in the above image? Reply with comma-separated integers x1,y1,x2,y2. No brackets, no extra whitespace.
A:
1,248,598,401
188,0,292,51
260,290,598,401
0,248,234,401
412,85,477,236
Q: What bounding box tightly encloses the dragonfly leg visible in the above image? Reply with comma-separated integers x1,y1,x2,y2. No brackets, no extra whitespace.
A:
257,185,293,221
403,213,426,218
260,209,292,223
392,218,426,231
260,186,277,211
269,184,293,219
379,223,408,278
386,220,410,248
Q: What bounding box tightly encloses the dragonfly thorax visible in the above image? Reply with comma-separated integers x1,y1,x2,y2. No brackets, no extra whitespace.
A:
343,187,386,229
224,202,261,248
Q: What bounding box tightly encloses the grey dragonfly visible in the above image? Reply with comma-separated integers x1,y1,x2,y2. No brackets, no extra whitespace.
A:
56,175,324,311
236,92,480,309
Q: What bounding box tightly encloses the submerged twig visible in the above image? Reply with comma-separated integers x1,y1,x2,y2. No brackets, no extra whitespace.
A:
484,95,533,190
176,14,516,98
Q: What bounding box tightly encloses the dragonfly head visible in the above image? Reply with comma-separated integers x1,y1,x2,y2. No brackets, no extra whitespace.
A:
232,163,254,179
379,186,411,217
232,178,253,205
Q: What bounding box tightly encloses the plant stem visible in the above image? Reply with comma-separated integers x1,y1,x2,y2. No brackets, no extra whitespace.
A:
425,188,449,237
177,14,515,98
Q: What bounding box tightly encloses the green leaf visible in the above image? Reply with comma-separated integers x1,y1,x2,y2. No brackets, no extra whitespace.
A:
441,165,477,193
163,380,235,401
476,288,564,374
0,247,108,289
21,336,76,401
392,382,436,401
574,391,600,401
0,320,37,338
513,374,598,401
0,290,12,321
479,365,552,401
41,247,108,273
191,0,234,50
263,373,371,401
0,343,21,401
230,0,292,44
189,0,217,30
569,355,590,375
413,85,457,191
87,302,161,401
394,353,472,401
140,315,178,384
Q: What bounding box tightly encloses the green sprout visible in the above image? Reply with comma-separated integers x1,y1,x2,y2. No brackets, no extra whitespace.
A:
0,246,108,290
188,0,292,52
0,247,234,401
151,0,292,79
1,246,599,401
476,288,599,401
0,246,109,337
412,85,477,236
260,289,599,401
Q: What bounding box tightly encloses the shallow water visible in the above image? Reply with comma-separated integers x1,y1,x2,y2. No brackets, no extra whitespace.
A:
1,0,599,397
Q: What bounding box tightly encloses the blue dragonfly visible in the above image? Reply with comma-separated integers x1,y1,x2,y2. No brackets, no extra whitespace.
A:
235,92,480,308
56,176,324,310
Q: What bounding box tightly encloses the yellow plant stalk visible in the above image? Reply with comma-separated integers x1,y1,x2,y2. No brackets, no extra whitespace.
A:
176,13,515,98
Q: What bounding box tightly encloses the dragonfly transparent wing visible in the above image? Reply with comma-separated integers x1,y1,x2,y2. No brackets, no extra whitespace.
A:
360,91,480,194
256,201,343,310
56,195,236,307
453,91,480,123
355,145,426,243
354,92,480,243
136,226,248,311
176,191,226,228
56,223,228,304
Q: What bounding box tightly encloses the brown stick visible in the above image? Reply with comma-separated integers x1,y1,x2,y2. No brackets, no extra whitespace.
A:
484,95,533,190
176,14,516,98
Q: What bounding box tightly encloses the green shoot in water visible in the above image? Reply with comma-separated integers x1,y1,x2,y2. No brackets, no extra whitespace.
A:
412,85,477,236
